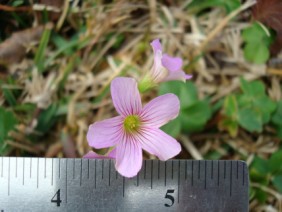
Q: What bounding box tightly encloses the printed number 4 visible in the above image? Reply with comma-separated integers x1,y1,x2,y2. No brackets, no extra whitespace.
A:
51,189,62,207
164,189,175,207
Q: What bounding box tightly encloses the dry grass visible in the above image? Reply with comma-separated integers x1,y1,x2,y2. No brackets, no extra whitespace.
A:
0,0,281,211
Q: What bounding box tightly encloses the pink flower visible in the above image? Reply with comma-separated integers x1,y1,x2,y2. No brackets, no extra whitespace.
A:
139,39,192,92
85,77,181,178
84,149,116,159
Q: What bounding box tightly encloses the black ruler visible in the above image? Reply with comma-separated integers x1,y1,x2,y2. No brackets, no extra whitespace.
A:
0,158,249,211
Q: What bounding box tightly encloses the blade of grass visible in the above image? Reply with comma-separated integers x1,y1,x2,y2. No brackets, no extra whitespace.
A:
34,23,53,72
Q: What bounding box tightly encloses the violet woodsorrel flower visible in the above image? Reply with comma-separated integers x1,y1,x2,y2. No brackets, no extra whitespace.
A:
85,77,181,178
138,39,192,92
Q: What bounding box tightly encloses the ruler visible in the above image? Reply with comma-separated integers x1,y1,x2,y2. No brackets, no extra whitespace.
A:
0,157,249,211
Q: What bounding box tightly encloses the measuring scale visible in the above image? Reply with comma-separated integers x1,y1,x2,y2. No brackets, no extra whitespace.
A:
0,158,249,211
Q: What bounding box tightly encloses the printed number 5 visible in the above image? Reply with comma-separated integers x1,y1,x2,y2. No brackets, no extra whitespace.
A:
164,189,175,207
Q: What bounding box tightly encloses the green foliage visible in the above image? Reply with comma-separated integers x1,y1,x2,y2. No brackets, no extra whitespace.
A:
271,100,282,139
242,22,275,64
35,25,52,72
35,103,59,135
250,149,282,201
0,107,18,155
218,95,238,137
159,81,212,136
219,78,276,136
187,0,241,14
11,0,24,6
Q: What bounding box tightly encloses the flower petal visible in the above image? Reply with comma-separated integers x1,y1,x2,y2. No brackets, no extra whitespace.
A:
115,134,143,178
87,116,123,149
111,77,142,116
138,127,181,160
150,39,162,52
83,149,116,159
163,70,192,82
161,54,183,72
140,94,180,128
148,39,168,83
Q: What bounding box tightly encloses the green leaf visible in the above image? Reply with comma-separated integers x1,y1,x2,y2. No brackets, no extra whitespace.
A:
253,97,276,123
0,107,18,142
271,101,282,139
272,175,282,193
271,100,282,139
36,103,58,134
159,81,198,108
251,156,269,174
242,22,271,45
159,81,182,96
161,117,181,137
0,107,18,154
238,108,263,132
254,188,268,203
223,95,238,117
240,78,266,97
243,42,269,64
218,118,238,137
35,24,53,72
269,149,282,174
180,82,198,108
187,0,241,14
11,0,24,6
242,22,274,64
271,100,282,126
181,100,212,133
2,87,17,106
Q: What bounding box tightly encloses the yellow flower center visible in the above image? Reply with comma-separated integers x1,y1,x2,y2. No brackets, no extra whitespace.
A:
123,115,140,133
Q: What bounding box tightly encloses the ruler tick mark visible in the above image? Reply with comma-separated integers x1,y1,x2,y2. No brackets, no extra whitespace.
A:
122,177,125,197
230,162,232,196
217,160,220,186
94,160,97,189
191,161,194,186
0,157,3,178
66,159,68,203
178,160,180,203
80,159,82,186
102,160,104,179
59,159,61,179
204,161,207,190
44,158,46,178
171,160,174,179
185,160,187,180
211,161,213,179
8,158,10,196
16,157,18,178
1,157,3,178
137,172,139,186
243,163,245,186
144,160,147,179
30,158,32,178
198,160,200,179
151,160,153,189
87,159,89,179
51,158,53,186
164,161,167,186
158,160,160,180
23,158,25,185
109,160,111,186
236,161,239,179
37,158,39,188
73,159,75,179
224,161,226,179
